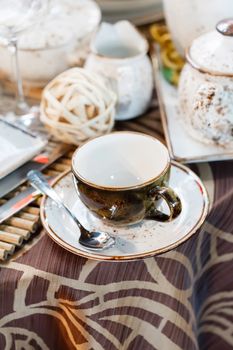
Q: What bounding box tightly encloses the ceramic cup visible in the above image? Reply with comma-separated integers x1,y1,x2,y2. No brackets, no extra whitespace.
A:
71,132,182,226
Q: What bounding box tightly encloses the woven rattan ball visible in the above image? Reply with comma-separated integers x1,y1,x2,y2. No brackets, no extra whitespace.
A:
40,68,117,145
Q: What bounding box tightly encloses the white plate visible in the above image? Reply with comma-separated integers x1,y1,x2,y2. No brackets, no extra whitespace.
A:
97,0,163,25
41,162,209,261
154,59,233,163
97,0,161,13
103,10,163,26
0,120,47,179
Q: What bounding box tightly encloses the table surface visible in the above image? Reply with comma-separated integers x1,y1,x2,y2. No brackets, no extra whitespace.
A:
0,93,233,350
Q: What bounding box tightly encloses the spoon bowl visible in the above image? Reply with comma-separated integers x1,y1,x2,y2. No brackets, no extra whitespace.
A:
27,170,115,250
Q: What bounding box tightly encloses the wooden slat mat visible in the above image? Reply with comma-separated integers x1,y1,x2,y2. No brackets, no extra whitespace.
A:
0,148,74,261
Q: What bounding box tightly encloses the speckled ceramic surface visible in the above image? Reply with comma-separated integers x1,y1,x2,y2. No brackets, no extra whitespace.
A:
41,161,209,261
179,19,233,147
155,68,233,163
85,21,153,121
179,64,233,147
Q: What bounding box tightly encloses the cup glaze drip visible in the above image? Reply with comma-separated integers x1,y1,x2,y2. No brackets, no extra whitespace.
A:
72,132,182,226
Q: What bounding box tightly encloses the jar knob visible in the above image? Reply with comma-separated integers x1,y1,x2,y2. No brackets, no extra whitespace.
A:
216,18,233,36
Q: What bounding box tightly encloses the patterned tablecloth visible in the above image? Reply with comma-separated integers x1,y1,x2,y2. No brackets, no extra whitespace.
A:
0,94,233,350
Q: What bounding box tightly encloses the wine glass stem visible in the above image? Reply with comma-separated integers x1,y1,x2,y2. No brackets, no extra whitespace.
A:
9,37,28,114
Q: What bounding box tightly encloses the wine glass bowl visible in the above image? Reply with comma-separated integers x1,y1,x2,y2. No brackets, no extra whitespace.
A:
0,0,101,86
0,0,48,118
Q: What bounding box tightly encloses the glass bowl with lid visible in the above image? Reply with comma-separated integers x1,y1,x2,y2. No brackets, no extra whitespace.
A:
0,0,101,86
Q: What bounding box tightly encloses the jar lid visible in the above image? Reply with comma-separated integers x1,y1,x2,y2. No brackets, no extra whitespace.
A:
187,18,233,76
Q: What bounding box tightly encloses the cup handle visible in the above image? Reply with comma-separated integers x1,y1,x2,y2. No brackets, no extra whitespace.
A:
146,186,182,222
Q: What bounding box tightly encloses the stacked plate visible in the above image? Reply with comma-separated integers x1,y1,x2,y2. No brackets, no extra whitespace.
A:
0,118,47,179
96,0,163,25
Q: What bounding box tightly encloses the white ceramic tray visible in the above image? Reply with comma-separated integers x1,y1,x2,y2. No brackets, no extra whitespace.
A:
153,58,233,163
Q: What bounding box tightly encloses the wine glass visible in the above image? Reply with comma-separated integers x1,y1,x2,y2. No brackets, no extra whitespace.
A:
0,0,48,131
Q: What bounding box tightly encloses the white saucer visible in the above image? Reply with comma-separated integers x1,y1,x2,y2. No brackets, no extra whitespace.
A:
41,162,209,261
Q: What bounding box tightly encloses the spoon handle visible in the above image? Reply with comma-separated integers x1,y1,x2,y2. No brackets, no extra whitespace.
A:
27,170,83,229
27,170,62,205
27,170,114,250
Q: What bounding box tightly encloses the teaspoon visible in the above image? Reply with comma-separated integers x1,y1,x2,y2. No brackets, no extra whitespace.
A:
27,170,115,250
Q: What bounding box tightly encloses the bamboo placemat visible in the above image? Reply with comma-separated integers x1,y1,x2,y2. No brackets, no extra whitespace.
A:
0,148,74,261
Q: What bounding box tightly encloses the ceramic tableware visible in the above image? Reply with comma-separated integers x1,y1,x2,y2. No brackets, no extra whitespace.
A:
97,0,163,26
0,119,47,179
98,0,160,13
153,58,233,163
41,162,209,261
72,132,182,226
85,21,153,120
163,0,233,55
179,19,233,148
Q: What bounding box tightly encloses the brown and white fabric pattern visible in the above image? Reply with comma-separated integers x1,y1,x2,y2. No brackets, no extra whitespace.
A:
0,94,233,350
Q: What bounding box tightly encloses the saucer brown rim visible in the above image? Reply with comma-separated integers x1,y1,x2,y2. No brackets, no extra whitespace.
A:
71,131,171,191
40,161,210,262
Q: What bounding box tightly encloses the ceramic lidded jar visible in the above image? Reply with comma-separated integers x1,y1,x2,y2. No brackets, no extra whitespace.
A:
85,21,153,121
178,19,233,147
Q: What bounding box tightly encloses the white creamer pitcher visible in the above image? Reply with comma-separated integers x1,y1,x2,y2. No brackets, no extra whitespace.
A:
85,21,153,120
